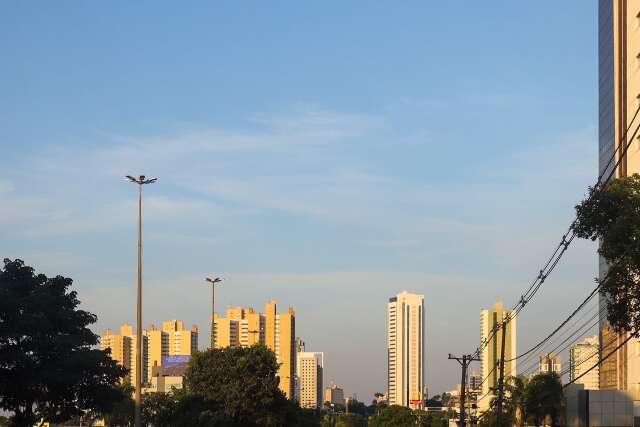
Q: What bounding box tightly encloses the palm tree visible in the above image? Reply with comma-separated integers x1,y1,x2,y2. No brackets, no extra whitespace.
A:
505,375,528,427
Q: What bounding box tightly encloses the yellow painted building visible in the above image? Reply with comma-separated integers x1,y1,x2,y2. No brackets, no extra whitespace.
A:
101,323,148,385
101,325,132,382
145,324,168,378
213,315,239,348
102,320,198,386
478,301,517,412
213,300,296,399
277,308,296,399
162,319,199,356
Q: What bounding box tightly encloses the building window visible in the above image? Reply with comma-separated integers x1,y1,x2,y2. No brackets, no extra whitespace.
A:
636,11,640,30
637,53,640,71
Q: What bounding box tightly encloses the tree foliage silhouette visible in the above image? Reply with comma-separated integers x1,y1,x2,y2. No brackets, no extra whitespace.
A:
0,259,126,427
574,174,640,334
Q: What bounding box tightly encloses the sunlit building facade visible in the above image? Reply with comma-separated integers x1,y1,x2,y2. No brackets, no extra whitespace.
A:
387,291,425,409
296,352,323,409
478,301,517,411
102,320,198,385
570,335,600,390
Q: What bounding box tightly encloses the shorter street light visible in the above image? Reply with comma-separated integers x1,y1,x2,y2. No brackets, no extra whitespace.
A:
205,277,222,348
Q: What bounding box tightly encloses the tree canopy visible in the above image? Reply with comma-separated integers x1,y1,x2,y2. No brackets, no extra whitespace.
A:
479,373,563,427
369,405,416,427
0,259,126,427
184,345,297,426
574,174,640,334
334,413,365,427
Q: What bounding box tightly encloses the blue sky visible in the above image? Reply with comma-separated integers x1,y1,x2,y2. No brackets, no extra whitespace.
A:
1,1,599,399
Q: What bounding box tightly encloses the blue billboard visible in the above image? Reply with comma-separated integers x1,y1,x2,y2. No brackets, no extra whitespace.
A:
162,355,190,376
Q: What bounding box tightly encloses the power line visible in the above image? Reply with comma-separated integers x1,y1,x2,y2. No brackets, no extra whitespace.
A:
472,106,640,363
468,105,640,425
520,311,601,378
563,333,635,389
509,285,600,364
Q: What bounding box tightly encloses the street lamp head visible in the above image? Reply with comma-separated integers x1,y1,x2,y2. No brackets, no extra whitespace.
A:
206,277,222,285
125,175,158,185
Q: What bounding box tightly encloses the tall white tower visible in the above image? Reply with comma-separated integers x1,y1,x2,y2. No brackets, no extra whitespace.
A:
387,291,425,408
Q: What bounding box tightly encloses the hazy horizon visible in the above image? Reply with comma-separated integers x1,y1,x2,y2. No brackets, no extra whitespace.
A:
1,1,599,400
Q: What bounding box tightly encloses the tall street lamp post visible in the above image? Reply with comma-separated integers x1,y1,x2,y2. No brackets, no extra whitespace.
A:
205,277,222,348
125,175,157,427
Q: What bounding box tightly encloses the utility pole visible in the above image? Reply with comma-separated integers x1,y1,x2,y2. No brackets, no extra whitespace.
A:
495,320,508,427
449,353,480,427
125,175,157,427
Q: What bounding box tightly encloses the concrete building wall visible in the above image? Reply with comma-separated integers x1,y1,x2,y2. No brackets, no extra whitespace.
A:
566,385,635,427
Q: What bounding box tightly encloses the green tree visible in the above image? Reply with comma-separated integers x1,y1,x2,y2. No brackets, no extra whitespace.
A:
369,405,416,427
102,384,134,427
440,393,453,407
295,408,322,427
141,389,179,427
345,399,367,417
0,259,127,427
505,375,528,427
184,345,295,426
524,373,563,427
335,413,365,427
574,174,640,334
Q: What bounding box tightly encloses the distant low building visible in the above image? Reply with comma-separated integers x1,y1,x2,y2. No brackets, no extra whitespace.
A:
143,360,187,394
539,352,562,376
325,384,345,406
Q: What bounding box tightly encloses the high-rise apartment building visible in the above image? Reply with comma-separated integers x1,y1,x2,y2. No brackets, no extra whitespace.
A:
598,0,640,396
162,319,198,356
102,320,198,385
570,335,600,390
101,325,133,383
296,352,323,409
478,301,517,411
539,353,562,375
387,291,425,408
101,324,149,385
213,300,296,399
